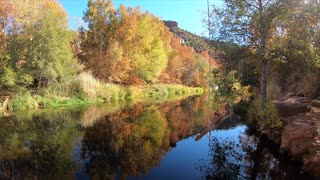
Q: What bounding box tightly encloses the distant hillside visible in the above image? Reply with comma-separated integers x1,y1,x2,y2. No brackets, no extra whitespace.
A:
163,20,211,53
163,20,246,71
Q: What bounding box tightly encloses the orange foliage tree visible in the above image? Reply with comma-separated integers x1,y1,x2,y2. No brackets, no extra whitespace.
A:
159,37,211,87
80,1,172,85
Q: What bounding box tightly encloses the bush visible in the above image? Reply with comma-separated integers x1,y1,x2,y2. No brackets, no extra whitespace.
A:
0,67,17,89
9,92,38,110
248,97,282,130
77,72,103,99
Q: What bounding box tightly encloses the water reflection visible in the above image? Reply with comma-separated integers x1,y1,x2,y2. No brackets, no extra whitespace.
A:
81,106,168,178
80,96,211,179
198,127,312,180
198,126,253,180
0,95,311,179
0,109,83,179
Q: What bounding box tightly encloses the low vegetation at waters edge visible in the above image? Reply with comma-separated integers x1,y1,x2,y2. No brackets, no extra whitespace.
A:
247,98,282,130
6,73,203,111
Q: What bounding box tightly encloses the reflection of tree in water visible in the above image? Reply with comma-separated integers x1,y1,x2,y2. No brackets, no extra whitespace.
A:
0,109,82,179
160,95,210,146
81,105,169,179
81,96,212,179
198,133,284,179
244,132,313,180
199,129,313,180
198,136,251,180
0,95,214,179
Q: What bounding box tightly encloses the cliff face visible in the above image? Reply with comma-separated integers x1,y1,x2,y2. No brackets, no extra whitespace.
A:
163,20,178,28
163,20,209,53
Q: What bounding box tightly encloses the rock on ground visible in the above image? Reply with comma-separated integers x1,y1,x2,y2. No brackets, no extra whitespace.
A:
271,97,320,178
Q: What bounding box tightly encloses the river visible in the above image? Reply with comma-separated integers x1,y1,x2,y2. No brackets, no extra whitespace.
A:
0,95,312,179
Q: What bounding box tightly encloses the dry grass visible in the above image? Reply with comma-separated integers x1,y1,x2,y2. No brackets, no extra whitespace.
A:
77,72,126,101
6,72,204,111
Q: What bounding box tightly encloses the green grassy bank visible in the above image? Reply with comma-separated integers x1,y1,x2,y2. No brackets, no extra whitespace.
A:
4,73,203,111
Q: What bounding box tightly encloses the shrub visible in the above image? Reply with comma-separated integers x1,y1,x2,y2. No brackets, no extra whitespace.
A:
9,92,38,110
0,67,17,89
248,97,282,130
77,72,103,99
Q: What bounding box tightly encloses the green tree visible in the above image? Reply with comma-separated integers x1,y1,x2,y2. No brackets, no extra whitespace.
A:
1,0,79,91
30,1,79,89
0,0,14,89
210,0,292,101
128,11,171,83
269,0,320,96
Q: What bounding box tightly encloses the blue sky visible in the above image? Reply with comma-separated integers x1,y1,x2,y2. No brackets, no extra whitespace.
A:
58,0,222,36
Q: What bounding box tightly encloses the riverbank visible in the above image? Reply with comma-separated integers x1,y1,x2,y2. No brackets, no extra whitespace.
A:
0,83,203,112
254,96,320,178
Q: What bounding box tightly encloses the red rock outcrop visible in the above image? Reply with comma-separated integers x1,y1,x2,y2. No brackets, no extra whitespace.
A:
272,97,320,178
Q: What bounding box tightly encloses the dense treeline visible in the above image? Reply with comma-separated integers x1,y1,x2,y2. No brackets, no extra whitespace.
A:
79,1,172,84
0,0,212,110
78,0,214,86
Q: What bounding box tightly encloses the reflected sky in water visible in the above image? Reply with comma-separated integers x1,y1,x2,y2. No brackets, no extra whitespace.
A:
127,126,246,180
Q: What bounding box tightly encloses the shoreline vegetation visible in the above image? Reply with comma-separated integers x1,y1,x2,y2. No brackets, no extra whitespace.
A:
0,1,212,114
1,73,203,112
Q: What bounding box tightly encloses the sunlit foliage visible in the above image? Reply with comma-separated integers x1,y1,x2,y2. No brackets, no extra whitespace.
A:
159,37,212,87
80,1,172,84
0,0,79,91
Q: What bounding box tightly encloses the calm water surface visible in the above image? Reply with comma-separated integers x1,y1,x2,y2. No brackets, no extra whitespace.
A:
0,96,311,179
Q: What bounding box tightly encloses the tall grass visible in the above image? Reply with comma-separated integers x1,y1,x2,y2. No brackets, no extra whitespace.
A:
77,73,203,101
77,72,126,101
7,73,204,111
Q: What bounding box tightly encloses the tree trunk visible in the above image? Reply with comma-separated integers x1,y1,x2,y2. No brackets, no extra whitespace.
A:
261,58,267,102
99,31,103,62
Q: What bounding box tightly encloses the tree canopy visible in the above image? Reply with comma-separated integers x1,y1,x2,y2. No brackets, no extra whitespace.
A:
210,0,320,98
0,0,79,90
80,1,172,84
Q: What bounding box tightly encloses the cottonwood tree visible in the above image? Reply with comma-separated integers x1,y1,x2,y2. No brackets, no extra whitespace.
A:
1,0,79,90
81,1,172,84
210,0,292,101
269,0,320,95
0,0,13,88
82,0,115,69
